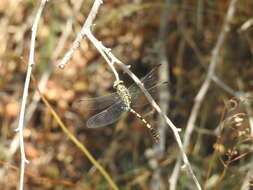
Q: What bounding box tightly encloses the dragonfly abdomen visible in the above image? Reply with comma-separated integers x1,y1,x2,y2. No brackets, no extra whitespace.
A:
130,108,160,142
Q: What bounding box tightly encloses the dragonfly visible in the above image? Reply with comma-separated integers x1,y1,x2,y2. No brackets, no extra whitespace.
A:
75,65,167,142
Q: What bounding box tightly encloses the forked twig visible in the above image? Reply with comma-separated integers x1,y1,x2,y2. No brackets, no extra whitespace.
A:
58,0,202,189
16,1,48,190
58,0,120,81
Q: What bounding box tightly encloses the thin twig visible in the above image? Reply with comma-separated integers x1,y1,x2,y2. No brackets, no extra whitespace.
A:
15,0,47,189
211,75,238,96
58,0,120,81
58,0,102,68
85,29,120,81
170,0,238,188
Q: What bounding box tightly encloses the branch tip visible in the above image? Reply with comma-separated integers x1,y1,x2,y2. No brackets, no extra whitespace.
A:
58,64,65,69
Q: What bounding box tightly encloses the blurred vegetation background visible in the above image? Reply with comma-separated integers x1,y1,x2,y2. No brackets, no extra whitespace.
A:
0,0,253,189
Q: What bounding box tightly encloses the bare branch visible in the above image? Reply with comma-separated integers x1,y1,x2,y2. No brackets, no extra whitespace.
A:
170,0,238,188
58,0,103,69
15,0,47,189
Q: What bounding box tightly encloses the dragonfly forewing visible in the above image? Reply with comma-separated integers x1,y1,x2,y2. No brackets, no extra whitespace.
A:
131,81,169,107
87,101,127,128
74,92,120,110
128,64,161,95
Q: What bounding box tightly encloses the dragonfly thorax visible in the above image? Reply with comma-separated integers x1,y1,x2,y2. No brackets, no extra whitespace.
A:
113,80,132,110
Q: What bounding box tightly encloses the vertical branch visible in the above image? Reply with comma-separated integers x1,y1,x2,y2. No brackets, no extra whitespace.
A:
25,0,84,125
150,0,171,189
170,0,238,188
15,0,47,190
157,0,170,155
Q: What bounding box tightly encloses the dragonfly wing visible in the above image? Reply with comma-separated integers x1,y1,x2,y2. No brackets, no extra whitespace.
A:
131,82,169,107
87,101,127,128
73,92,120,110
128,64,161,95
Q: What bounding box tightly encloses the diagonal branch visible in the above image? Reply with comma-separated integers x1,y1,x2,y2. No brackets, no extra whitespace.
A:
58,0,202,189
